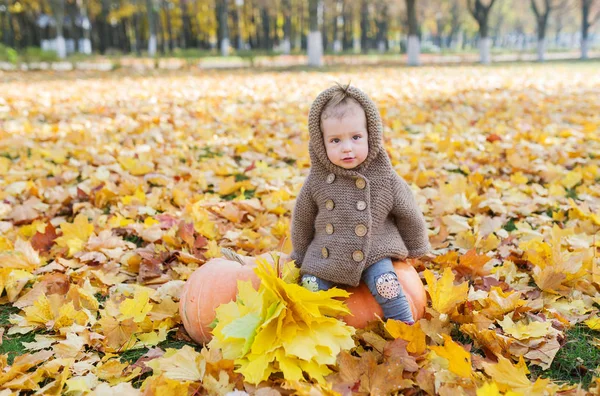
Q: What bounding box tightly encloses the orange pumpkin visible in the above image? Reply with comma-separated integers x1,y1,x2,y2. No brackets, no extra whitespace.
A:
179,250,277,344
342,260,426,328
179,250,426,344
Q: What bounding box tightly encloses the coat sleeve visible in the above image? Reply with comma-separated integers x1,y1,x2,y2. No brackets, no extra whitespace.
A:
390,175,431,257
290,177,318,266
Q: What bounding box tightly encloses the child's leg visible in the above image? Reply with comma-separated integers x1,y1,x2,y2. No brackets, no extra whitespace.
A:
300,274,334,292
362,258,414,324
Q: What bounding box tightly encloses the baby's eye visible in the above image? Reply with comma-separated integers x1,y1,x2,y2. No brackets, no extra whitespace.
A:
331,138,340,143
353,135,362,140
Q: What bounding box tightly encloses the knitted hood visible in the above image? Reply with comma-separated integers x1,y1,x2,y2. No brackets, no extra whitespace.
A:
308,85,387,176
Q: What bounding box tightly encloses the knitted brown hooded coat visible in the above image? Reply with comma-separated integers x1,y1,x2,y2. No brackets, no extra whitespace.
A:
290,85,430,287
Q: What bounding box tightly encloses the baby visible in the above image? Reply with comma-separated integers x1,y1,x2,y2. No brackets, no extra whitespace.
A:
290,83,431,324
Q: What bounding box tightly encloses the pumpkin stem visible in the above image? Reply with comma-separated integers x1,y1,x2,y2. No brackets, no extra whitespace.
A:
220,247,247,265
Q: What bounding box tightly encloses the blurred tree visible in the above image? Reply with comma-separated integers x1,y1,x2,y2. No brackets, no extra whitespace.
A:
375,0,388,52
467,0,497,63
308,0,322,65
179,0,192,48
406,0,419,65
49,0,66,57
581,0,599,58
147,0,157,55
531,0,553,61
281,0,291,53
217,0,229,55
162,0,173,52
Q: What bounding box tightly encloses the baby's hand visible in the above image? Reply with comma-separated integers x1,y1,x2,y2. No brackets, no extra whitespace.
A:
421,252,437,262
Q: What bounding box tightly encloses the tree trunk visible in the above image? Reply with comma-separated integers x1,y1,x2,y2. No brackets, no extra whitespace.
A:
406,0,419,65
467,0,497,64
163,0,173,52
51,0,67,58
157,3,165,55
1,0,12,47
308,0,323,66
98,0,110,54
261,6,270,51
232,1,242,50
531,0,552,62
147,0,157,56
280,0,291,54
77,0,91,54
321,2,328,51
131,0,141,55
449,0,461,48
217,0,229,56
376,3,388,53
581,0,592,59
333,0,342,53
360,0,368,53
180,0,192,49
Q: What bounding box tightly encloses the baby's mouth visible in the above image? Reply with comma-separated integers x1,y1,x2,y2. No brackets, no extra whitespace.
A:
342,157,354,161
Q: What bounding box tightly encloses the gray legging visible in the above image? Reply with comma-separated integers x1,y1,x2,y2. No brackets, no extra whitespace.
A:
300,257,414,324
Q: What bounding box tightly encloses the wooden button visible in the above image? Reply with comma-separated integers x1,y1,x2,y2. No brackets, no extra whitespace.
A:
355,224,367,236
325,199,335,210
325,223,334,234
322,247,329,258
356,201,367,211
352,250,364,262
355,178,366,189
327,173,336,184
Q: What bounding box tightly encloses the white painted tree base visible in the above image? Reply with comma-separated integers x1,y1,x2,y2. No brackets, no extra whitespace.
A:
81,38,92,54
581,38,589,59
377,40,386,53
148,35,157,57
281,38,291,55
221,38,230,57
479,37,491,64
56,36,67,59
537,39,546,62
353,37,360,53
308,31,323,67
407,35,420,66
333,39,342,53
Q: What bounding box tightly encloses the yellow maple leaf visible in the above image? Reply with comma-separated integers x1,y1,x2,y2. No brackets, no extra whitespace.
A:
584,316,600,330
477,381,524,396
429,334,473,378
119,288,153,323
23,294,54,326
55,214,95,257
118,156,154,176
121,185,147,205
424,267,468,315
481,287,525,319
209,259,354,385
384,319,427,354
97,316,138,352
145,346,205,381
140,374,192,395
460,324,511,357
4,269,34,302
190,204,219,240
497,315,552,340
482,355,550,394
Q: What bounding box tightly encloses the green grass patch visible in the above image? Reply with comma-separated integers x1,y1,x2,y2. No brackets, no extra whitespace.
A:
0,330,37,365
0,304,20,326
530,324,600,389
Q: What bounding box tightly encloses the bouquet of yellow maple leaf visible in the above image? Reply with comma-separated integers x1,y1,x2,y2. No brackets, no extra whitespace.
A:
207,257,356,385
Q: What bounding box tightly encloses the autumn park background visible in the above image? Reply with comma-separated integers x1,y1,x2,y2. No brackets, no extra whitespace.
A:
0,0,600,395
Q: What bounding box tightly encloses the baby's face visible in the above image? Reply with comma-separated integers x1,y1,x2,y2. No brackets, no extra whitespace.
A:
321,105,368,170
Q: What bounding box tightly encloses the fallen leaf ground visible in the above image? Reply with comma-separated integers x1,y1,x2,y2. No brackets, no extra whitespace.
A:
0,62,599,395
